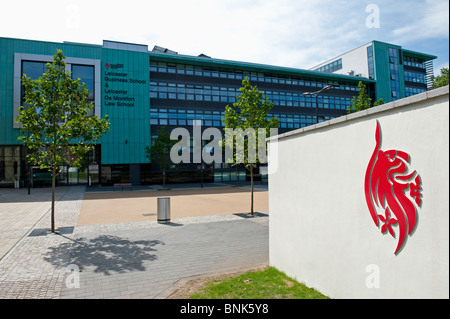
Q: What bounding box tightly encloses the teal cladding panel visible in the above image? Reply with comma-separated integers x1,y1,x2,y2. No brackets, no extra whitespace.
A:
100,49,150,165
0,37,150,164
0,37,101,145
0,38,101,145
372,41,405,102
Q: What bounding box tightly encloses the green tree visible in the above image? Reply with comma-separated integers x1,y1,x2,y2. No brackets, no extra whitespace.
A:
347,81,384,114
431,67,449,88
223,77,278,215
145,126,176,190
17,50,110,233
373,97,385,107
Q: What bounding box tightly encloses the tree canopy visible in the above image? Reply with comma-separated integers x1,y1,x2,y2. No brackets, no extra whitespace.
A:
347,81,384,114
432,67,449,89
17,49,110,232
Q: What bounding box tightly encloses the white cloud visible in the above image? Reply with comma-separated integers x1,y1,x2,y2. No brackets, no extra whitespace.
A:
391,0,449,43
1,0,447,71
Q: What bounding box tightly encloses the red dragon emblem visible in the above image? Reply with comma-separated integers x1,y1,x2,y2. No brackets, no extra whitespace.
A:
365,120,423,254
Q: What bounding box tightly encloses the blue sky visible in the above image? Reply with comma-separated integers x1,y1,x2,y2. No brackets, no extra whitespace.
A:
1,0,448,75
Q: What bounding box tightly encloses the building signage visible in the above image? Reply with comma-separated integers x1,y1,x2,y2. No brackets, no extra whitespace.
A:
103,62,146,107
364,120,423,254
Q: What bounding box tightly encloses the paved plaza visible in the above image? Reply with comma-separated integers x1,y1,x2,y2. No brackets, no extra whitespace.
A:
0,184,268,299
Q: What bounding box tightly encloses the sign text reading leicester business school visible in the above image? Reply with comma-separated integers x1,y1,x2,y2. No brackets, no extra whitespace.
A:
103,62,146,107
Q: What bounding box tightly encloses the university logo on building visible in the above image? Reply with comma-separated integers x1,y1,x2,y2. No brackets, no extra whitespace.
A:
364,120,423,254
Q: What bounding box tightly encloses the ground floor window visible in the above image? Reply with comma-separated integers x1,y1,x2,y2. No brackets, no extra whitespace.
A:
2,145,101,188
0,146,22,187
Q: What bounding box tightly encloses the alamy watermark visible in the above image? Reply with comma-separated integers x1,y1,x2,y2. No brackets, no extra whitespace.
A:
366,4,380,29
66,4,80,30
65,264,80,289
365,264,380,289
169,124,279,172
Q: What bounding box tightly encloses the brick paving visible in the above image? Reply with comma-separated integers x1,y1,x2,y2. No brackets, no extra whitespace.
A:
0,185,268,299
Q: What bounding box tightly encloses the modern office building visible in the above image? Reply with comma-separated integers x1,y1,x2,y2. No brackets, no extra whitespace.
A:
311,40,437,102
0,37,436,187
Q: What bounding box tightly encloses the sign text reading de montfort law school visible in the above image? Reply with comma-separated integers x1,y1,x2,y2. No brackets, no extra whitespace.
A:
103,62,146,107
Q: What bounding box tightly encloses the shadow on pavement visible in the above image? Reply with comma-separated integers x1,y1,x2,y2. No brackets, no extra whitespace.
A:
43,234,164,275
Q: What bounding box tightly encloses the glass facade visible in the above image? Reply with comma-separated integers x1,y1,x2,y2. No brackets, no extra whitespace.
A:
388,48,401,100
403,55,428,97
149,61,358,119
149,81,354,111
149,58,361,183
367,46,375,79
314,59,343,73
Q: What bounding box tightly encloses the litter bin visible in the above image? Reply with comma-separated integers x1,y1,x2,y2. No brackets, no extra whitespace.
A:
157,197,171,223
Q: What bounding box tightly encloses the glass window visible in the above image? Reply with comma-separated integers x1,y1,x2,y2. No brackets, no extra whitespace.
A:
72,65,95,94
22,61,47,79
158,66,167,73
167,65,176,73
72,65,95,113
149,63,158,72
185,65,194,75
22,61,48,107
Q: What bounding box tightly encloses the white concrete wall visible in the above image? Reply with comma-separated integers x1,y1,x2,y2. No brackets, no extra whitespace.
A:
268,86,449,299
338,43,371,77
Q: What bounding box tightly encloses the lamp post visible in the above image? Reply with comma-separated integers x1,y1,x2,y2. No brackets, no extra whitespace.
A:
303,84,338,124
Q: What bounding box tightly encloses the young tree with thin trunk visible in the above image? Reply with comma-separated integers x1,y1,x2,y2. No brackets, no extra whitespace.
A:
223,77,278,215
145,126,176,190
17,50,110,233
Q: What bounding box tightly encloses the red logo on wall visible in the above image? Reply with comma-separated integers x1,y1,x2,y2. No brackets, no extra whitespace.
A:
364,120,423,254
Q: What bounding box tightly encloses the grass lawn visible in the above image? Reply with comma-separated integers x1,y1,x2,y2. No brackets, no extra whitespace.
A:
188,267,329,299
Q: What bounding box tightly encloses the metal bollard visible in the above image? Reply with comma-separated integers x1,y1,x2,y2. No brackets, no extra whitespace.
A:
157,197,171,223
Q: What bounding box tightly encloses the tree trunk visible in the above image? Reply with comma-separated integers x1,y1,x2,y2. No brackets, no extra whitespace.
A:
51,166,56,232
250,166,254,216
163,170,166,190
